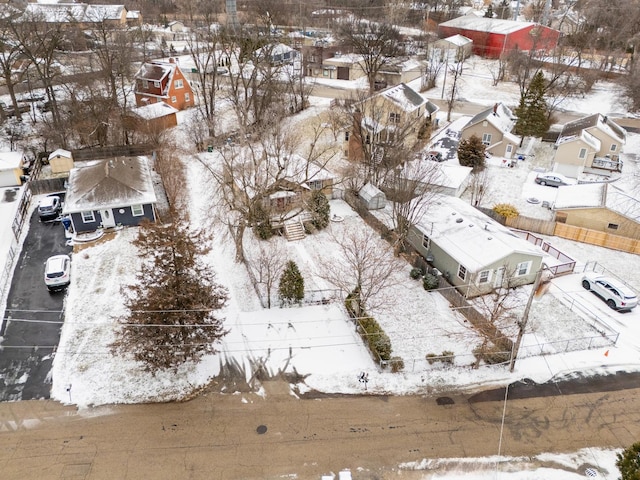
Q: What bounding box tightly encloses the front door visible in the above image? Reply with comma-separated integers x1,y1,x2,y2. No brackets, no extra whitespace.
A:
506,144,513,158
100,209,116,228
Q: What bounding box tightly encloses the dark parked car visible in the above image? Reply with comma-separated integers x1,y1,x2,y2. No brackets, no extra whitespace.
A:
425,151,444,162
534,172,571,187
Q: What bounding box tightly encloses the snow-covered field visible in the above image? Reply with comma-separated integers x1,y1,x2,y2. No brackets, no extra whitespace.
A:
1,53,639,478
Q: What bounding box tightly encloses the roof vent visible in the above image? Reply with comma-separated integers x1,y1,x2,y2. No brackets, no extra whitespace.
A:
455,217,463,223
468,224,474,227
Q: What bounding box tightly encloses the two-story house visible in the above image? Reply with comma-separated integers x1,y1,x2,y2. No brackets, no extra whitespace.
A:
552,114,626,178
459,103,520,159
345,83,439,162
134,58,195,111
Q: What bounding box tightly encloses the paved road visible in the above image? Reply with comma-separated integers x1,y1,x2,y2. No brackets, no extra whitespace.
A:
0,199,71,401
1,374,639,479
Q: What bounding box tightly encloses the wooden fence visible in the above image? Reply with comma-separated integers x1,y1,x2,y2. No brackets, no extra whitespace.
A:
554,222,640,254
506,215,556,235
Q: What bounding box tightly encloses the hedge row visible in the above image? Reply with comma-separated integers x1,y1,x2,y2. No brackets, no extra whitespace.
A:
345,291,394,364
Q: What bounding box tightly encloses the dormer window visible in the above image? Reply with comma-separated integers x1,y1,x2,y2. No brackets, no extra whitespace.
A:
154,81,161,88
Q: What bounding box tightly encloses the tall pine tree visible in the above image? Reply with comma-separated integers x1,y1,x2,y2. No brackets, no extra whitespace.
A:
457,134,486,173
111,214,228,373
307,189,330,230
515,71,550,138
278,260,304,306
616,442,640,480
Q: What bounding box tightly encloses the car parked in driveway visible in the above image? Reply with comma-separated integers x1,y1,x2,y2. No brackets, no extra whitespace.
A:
534,172,571,187
581,273,638,310
38,195,61,220
44,254,71,291
425,151,444,162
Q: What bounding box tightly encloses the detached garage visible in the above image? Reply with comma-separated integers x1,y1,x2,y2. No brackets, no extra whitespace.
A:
438,16,560,58
0,151,26,187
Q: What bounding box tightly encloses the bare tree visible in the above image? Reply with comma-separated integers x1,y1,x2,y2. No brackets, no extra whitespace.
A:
345,88,431,184
197,119,335,263
0,13,25,124
421,42,447,91
249,241,287,308
467,169,491,207
320,225,404,315
337,19,402,94
381,159,443,254
11,13,65,128
445,58,464,121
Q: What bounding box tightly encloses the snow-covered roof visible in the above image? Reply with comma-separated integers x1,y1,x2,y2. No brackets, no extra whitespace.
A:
442,34,473,47
553,183,640,222
415,195,544,273
553,183,605,210
135,61,174,82
255,42,296,58
556,129,601,151
0,151,24,170
24,2,125,22
131,102,178,120
430,162,473,189
464,102,518,135
560,114,626,145
63,156,157,213
439,16,536,35
324,53,364,65
359,182,384,201
48,148,71,161
381,83,427,113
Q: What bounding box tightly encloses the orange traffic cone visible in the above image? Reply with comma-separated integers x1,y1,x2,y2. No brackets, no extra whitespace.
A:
604,350,609,357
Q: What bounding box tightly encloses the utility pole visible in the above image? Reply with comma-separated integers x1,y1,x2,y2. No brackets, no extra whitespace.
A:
509,268,544,372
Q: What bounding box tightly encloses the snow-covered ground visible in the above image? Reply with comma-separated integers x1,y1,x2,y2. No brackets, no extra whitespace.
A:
1,54,639,478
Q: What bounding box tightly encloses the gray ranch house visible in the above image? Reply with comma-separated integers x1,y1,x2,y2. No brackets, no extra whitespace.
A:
407,195,545,298
63,156,157,234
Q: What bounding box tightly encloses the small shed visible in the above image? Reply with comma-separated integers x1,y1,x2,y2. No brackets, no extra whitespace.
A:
359,182,386,210
48,148,74,174
0,151,26,187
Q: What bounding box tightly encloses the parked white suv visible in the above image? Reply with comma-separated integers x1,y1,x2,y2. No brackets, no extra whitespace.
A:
44,255,71,291
581,273,638,310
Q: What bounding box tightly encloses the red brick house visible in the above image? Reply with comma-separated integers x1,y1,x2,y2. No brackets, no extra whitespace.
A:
134,58,194,111
438,17,560,59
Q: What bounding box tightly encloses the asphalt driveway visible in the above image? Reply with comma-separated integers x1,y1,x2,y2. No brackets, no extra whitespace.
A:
0,196,71,401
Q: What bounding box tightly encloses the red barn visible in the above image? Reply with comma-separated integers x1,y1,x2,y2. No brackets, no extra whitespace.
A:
438,16,561,59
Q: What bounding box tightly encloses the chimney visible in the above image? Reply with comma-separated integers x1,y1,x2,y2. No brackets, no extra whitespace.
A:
493,103,498,115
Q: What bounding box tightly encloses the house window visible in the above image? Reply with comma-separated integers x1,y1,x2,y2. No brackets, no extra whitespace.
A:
171,96,177,103
389,112,401,124
611,144,617,152
81,211,95,223
131,204,144,216
422,235,430,250
307,180,323,190
154,81,161,88
578,148,587,159
323,69,329,77
515,261,531,276
174,79,183,89
457,264,467,281
344,131,350,141
142,79,148,89
365,134,371,145
478,270,491,284
607,223,619,230
482,133,492,146
185,92,190,102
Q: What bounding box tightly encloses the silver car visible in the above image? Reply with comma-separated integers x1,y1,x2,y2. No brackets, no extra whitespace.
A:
534,172,571,187
582,273,638,310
